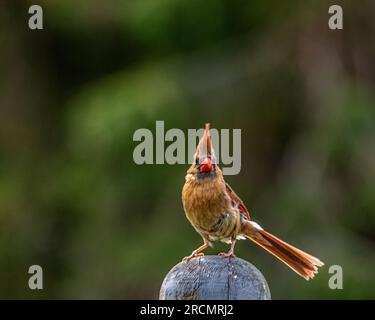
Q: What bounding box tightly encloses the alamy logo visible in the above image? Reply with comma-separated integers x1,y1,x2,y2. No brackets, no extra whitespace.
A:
28,5,43,30
133,121,241,175
328,265,343,290
28,265,43,290
328,5,343,30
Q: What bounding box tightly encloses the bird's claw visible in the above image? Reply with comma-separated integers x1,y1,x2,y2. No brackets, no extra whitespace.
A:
219,251,236,258
182,252,204,262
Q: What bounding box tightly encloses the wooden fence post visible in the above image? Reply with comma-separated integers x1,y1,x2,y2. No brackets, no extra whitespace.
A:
160,255,271,300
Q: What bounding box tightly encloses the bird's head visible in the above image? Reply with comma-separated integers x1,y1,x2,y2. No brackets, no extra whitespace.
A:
188,123,218,176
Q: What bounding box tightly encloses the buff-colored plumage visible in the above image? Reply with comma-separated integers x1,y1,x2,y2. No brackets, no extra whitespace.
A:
181,123,324,280
183,166,241,246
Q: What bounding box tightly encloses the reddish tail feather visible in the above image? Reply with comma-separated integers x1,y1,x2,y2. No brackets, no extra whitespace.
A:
243,222,324,280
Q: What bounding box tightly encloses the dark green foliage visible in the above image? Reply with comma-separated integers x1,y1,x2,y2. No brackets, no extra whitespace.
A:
0,0,374,299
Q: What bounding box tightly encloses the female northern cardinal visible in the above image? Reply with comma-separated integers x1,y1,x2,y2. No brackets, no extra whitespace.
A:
182,123,324,280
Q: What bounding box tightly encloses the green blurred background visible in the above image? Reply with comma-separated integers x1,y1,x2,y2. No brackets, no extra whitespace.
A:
1,0,374,299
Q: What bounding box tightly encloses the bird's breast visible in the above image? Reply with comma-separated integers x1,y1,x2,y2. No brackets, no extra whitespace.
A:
182,174,239,239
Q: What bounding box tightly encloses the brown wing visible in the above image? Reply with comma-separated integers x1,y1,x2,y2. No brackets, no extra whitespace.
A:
225,182,251,220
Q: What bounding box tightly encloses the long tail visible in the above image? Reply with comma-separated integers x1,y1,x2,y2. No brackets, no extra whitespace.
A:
242,220,324,280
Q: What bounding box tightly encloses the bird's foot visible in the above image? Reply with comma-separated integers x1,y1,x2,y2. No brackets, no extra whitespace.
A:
182,252,204,262
219,251,236,258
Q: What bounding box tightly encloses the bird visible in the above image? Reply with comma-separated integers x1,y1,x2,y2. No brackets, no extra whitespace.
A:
182,123,324,280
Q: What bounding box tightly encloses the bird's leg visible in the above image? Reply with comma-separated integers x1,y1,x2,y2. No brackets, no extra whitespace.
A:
183,243,209,261
219,239,237,257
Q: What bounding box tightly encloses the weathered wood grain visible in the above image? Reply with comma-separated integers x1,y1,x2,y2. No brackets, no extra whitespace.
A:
160,255,271,300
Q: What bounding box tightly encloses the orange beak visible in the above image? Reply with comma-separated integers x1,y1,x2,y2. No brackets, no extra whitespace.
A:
199,157,213,173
